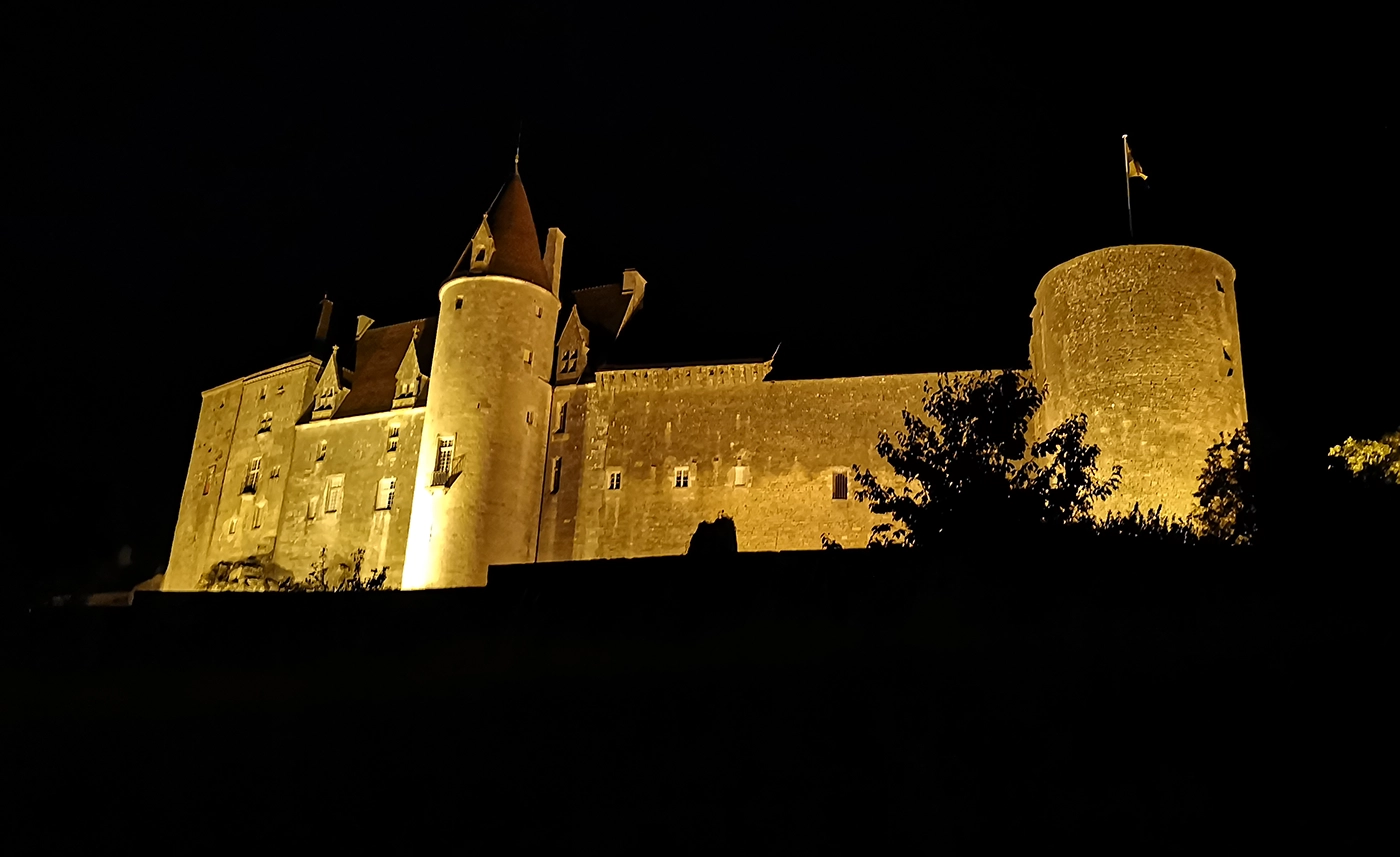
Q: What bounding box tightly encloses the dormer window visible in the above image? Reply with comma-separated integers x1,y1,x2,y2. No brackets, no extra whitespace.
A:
468,216,495,273
315,386,337,412
560,349,579,375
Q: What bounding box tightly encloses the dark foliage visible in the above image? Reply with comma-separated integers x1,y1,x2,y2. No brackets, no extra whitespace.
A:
843,371,1119,547
1194,424,1257,546
687,513,738,556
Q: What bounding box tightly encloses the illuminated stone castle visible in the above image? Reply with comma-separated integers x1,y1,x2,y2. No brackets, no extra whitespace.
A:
163,170,1247,590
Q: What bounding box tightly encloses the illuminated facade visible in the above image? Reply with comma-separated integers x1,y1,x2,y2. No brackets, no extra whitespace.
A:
164,171,1247,590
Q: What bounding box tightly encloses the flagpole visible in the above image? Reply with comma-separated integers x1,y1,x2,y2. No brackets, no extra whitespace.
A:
1122,134,1134,242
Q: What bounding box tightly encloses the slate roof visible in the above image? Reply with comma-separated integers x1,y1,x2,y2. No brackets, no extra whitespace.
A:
446,172,549,289
335,317,437,418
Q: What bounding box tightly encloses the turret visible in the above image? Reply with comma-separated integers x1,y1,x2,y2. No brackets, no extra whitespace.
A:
1030,245,1248,519
401,169,562,588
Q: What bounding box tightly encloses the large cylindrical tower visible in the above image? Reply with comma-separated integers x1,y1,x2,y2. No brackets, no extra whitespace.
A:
1030,245,1247,519
402,173,560,588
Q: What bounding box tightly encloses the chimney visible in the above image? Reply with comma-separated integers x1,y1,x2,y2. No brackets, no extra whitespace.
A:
315,297,334,344
542,227,566,298
618,269,647,336
355,315,375,340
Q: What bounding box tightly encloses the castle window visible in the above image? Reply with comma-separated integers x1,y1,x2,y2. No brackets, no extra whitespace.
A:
832,471,849,501
551,457,563,494
202,465,216,496
243,458,262,494
271,465,280,479
258,412,273,433
674,467,690,489
317,441,327,462
387,426,400,453
455,296,464,311
227,517,238,535
252,503,265,530
306,495,319,520
259,385,267,401
536,306,543,318
376,477,397,510
524,349,534,365
556,402,567,433
316,387,336,411
526,410,534,426
733,465,749,487
475,248,486,263
608,471,622,490
277,385,285,395
326,474,344,513
433,435,455,483
1216,278,1225,293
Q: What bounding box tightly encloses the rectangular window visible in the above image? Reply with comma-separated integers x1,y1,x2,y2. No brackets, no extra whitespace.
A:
326,474,344,513
455,296,464,310
203,464,216,496
252,504,265,529
551,457,562,494
832,471,849,501
259,385,267,400
271,465,280,479
243,458,262,494
306,496,319,520
387,426,400,453
258,412,273,433
227,517,238,535
524,349,534,365
556,402,567,432
733,465,749,487
376,477,397,510
674,467,690,488
317,440,327,462
435,435,455,475
608,471,622,490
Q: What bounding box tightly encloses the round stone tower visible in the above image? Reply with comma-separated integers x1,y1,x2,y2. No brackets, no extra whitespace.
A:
402,171,561,588
1029,245,1247,519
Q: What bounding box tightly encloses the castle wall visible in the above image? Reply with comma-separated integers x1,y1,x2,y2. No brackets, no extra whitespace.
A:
273,409,426,588
560,364,1004,557
164,359,320,590
1032,245,1246,519
538,384,590,562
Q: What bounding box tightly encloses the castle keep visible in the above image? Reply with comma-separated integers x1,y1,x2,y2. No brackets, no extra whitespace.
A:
163,170,1247,590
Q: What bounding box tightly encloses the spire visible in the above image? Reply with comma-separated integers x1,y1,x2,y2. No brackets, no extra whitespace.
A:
447,171,549,289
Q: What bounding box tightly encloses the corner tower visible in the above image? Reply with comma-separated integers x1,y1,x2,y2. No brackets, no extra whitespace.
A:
1030,245,1247,519
402,170,562,588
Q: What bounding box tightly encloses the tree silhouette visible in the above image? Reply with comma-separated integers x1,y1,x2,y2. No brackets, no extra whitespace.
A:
846,371,1120,547
1194,425,1257,546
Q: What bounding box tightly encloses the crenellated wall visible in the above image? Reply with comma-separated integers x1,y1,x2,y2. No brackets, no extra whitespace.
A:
548,363,1011,557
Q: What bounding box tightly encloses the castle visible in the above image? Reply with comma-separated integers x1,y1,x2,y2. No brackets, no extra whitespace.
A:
163,168,1247,590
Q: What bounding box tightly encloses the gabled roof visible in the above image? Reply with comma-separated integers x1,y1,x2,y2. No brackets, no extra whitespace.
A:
446,172,549,289
336,318,437,418
571,283,631,341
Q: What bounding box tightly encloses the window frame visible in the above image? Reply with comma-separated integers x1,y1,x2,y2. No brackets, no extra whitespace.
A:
674,466,690,489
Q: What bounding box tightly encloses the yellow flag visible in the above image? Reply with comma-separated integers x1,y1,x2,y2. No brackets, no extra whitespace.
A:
1126,142,1148,180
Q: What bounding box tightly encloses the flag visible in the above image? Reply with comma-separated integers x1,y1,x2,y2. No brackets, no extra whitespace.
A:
1126,141,1148,180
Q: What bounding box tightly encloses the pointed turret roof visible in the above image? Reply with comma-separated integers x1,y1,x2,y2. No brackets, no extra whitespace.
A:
447,171,549,289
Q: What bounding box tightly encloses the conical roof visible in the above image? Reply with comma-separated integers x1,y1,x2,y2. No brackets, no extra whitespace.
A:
447,172,549,288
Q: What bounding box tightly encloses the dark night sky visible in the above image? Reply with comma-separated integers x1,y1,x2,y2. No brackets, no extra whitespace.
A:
10,8,1394,589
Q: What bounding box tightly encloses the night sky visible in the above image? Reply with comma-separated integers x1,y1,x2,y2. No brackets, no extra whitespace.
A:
12,9,1393,591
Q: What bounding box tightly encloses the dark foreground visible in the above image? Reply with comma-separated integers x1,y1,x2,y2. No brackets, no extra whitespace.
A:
10,543,1395,849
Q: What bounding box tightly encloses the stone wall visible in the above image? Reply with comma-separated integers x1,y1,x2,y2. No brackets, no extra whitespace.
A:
558,363,1005,558
164,359,320,590
1032,245,1247,518
273,409,426,588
